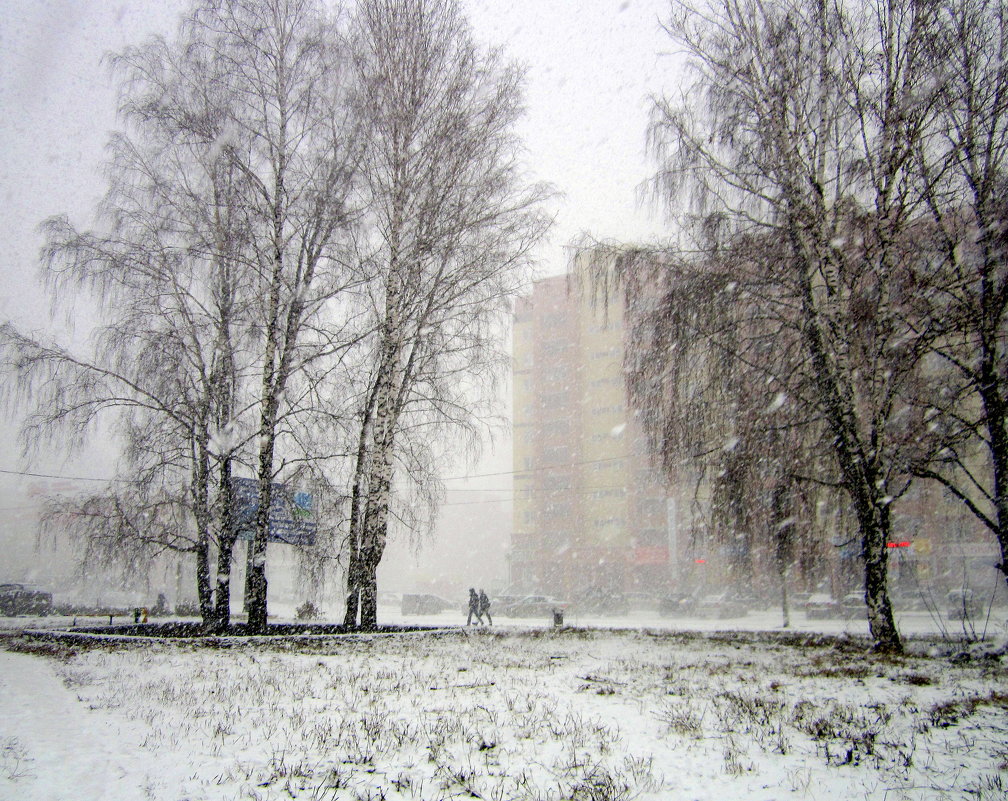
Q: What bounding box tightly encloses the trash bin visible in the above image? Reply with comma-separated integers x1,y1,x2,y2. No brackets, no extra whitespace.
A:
553,609,564,627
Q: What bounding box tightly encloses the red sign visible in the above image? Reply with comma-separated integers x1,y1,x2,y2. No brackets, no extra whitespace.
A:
633,546,669,566
886,541,911,548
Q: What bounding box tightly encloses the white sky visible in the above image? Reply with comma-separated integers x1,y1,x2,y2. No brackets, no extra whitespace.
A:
0,0,680,435
0,0,678,329
0,0,681,582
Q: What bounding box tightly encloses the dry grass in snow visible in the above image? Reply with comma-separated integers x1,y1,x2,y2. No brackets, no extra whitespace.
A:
2,628,1007,800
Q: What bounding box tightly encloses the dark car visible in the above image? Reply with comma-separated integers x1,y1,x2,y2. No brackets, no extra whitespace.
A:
947,589,982,621
624,592,660,613
659,592,698,617
804,592,840,619
400,593,453,615
499,595,568,618
840,592,865,619
0,583,53,616
572,591,629,616
697,591,750,619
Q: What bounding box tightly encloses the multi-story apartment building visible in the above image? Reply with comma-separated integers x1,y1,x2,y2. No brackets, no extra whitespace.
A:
510,272,1004,610
510,274,678,602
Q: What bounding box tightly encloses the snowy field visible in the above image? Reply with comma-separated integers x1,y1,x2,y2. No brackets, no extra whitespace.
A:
1,611,1007,801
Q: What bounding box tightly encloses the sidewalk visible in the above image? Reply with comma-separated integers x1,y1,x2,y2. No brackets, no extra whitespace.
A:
0,650,153,801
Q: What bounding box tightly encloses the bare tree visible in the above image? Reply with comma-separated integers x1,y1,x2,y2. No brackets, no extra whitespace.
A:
622,0,951,651
185,0,364,633
0,13,258,627
0,0,368,633
582,240,835,626
909,0,1008,589
342,0,552,629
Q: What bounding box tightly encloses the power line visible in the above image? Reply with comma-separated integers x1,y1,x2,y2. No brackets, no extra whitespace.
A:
0,468,123,483
1,452,637,488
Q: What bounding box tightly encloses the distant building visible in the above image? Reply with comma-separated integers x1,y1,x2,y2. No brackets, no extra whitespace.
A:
510,270,1004,610
510,274,679,602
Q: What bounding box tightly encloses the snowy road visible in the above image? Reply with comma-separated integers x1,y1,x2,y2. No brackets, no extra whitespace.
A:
0,650,158,801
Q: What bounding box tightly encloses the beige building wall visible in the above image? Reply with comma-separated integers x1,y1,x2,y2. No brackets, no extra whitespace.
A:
510,273,682,602
512,265,1004,609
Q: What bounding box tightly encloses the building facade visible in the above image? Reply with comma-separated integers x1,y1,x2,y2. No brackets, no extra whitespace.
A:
510,275,678,603
509,272,1004,611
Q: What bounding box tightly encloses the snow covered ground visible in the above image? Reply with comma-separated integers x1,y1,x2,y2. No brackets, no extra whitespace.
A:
9,598,1004,638
1,610,1006,800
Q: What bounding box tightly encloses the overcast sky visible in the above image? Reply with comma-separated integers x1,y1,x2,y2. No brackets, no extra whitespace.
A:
0,0,679,493
0,0,683,589
0,0,678,326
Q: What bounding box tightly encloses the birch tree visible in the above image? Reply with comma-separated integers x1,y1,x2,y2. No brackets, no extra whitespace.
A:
186,0,364,633
631,0,947,651
1,0,365,633
583,240,835,624
342,0,551,629
0,13,257,628
910,0,1008,589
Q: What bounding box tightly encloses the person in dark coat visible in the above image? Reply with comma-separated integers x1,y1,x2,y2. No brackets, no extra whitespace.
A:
478,589,492,625
467,587,483,625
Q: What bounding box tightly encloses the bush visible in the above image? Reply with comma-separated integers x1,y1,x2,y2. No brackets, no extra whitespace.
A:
296,601,320,621
173,601,201,617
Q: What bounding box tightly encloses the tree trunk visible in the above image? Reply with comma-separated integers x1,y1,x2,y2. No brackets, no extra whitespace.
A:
357,384,396,630
246,541,269,632
978,352,1008,590
359,542,381,630
246,393,279,633
845,482,900,651
243,539,254,612
246,433,275,634
772,483,793,629
343,377,382,628
343,550,361,628
213,536,237,632
191,439,216,628
213,456,236,633
795,251,902,653
860,499,899,650
358,467,391,629
195,533,214,626
353,293,403,629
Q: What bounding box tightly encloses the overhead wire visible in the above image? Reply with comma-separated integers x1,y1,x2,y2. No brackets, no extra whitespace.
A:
0,451,660,509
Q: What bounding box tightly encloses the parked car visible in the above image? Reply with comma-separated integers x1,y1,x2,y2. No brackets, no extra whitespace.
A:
571,592,628,616
400,593,453,616
499,595,568,618
0,583,53,616
890,592,926,612
804,593,840,619
659,592,698,617
694,591,752,619
623,592,660,612
840,592,865,619
947,589,982,620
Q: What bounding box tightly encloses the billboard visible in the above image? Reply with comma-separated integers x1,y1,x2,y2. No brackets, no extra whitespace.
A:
232,477,316,546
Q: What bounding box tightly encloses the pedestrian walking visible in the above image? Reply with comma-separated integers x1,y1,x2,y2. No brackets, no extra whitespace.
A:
478,589,492,625
466,587,483,625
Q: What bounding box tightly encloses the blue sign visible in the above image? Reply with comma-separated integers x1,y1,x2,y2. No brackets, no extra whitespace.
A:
232,477,316,546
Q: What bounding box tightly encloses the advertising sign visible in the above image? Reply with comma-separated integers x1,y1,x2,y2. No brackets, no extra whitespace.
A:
232,477,316,546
